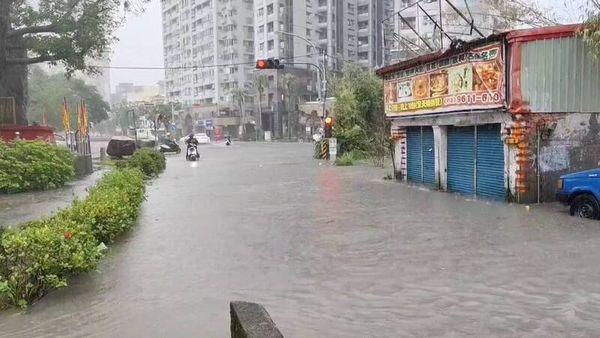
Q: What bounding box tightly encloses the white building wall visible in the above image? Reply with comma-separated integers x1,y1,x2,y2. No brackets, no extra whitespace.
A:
162,0,254,108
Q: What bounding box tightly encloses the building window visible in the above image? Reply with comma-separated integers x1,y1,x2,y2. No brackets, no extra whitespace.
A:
258,8,264,17
306,28,311,36
358,5,368,14
267,39,274,51
267,21,274,32
358,52,368,60
259,42,264,52
267,4,273,15
306,45,312,53
258,25,265,34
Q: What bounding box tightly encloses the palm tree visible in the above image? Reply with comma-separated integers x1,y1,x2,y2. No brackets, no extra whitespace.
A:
254,74,269,137
281,73,297,139
230,86,248,138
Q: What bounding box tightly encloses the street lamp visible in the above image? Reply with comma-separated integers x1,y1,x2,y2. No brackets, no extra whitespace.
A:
275,30,327,115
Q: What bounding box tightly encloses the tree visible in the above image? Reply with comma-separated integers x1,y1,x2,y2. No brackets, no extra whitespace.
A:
254,74,269,134
332,64,387,166
482,0,558,30
0,0,136,125
280,73,297,139
28,66,109,129
581,1,600,57
230,86,248,138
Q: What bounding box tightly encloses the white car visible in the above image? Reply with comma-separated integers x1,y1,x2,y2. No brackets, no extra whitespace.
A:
180,133,211,144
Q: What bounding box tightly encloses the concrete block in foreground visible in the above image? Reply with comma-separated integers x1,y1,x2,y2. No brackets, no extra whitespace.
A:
230,301,284,338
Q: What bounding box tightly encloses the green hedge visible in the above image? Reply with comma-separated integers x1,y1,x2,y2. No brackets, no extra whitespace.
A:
0,169,146,309
118,148,166,177
64,169,146,244
0,141,75,193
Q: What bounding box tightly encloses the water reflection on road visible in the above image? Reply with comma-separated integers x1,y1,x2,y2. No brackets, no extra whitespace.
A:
1,143,600,337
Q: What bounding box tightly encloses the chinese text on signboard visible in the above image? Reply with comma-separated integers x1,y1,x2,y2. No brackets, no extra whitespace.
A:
384,43,505,117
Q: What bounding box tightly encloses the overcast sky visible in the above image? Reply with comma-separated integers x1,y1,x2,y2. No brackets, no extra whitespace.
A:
108,0,586,90
109,0,163,89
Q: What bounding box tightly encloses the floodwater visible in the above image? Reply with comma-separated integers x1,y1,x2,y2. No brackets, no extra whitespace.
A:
1,143,600,337
0,169,105,228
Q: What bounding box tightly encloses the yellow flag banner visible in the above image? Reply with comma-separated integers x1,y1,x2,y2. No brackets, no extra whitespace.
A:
62,98,71,133
82,103,89,137
77,103,82,136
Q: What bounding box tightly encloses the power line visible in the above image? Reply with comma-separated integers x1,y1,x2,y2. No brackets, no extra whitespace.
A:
92,53,320,70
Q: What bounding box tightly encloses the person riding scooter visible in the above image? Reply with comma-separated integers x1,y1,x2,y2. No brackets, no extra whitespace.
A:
185,133,200,160
225,135,231,146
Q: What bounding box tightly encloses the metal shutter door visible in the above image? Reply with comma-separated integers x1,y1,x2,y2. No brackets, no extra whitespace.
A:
422,127,436,186
476,124,505,200
406,127,422,183
447,126,475,195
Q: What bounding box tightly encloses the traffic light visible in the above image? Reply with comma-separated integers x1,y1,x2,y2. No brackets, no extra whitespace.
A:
256,58,284,70
324,116,333,138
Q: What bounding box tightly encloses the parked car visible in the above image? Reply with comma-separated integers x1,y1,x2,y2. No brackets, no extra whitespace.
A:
180,133,211,144
556,168,600,219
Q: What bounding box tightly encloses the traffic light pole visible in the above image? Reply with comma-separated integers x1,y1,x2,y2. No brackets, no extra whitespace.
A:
322,51,328,118
280,59,327,117
275,31,326,107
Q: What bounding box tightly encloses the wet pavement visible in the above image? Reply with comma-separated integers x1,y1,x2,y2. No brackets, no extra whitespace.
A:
1,142,600,337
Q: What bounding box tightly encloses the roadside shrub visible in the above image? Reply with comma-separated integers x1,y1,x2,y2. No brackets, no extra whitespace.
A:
335,152,356,166
336,125,371,156
64,169,145,244
0,218,102,308
0,141,74,193
335,151,366,166
0,168,146,309
123,149,166,177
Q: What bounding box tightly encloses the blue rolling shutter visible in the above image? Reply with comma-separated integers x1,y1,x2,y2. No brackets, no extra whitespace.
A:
422,127,436,186
406,127,422,183
447,126,475,195
476,124,505,200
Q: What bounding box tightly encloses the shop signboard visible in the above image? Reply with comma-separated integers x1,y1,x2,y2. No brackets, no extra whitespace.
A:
384,43,505,117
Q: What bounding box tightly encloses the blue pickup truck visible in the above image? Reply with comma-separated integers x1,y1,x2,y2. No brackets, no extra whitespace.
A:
556,169,600,219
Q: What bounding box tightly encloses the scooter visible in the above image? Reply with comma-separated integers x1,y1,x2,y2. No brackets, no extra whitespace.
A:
186,144,199,161
159,139,181,154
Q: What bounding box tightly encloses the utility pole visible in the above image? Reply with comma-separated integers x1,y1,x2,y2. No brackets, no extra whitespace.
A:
322,51,327,118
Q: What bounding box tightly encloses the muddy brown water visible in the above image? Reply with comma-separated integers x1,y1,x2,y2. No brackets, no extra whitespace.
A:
1,143,600,337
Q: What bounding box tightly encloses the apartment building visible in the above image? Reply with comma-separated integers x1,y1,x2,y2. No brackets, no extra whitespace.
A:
310,0,394,69
391,0,497,62
162,0,255,110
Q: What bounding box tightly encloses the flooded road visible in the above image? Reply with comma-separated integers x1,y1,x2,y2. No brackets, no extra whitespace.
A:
2,143,600,337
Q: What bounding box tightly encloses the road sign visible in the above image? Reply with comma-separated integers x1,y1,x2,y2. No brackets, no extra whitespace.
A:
328,138,337,155
205,119,214,130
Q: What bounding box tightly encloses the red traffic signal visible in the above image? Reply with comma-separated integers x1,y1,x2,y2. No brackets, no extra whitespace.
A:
256,58,284,70
324,117,333,138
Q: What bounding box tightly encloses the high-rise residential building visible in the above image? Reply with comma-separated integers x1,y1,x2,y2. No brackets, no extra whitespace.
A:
309,0,394,69
389,0,497,63
162,0,255,109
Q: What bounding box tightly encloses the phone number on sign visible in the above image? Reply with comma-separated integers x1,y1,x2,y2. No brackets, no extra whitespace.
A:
444,92,502,106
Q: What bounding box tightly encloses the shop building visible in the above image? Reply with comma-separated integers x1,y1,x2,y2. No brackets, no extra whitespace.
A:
378,25,600,203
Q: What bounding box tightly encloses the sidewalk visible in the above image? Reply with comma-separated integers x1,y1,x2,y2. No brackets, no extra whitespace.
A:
0,169,106,229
